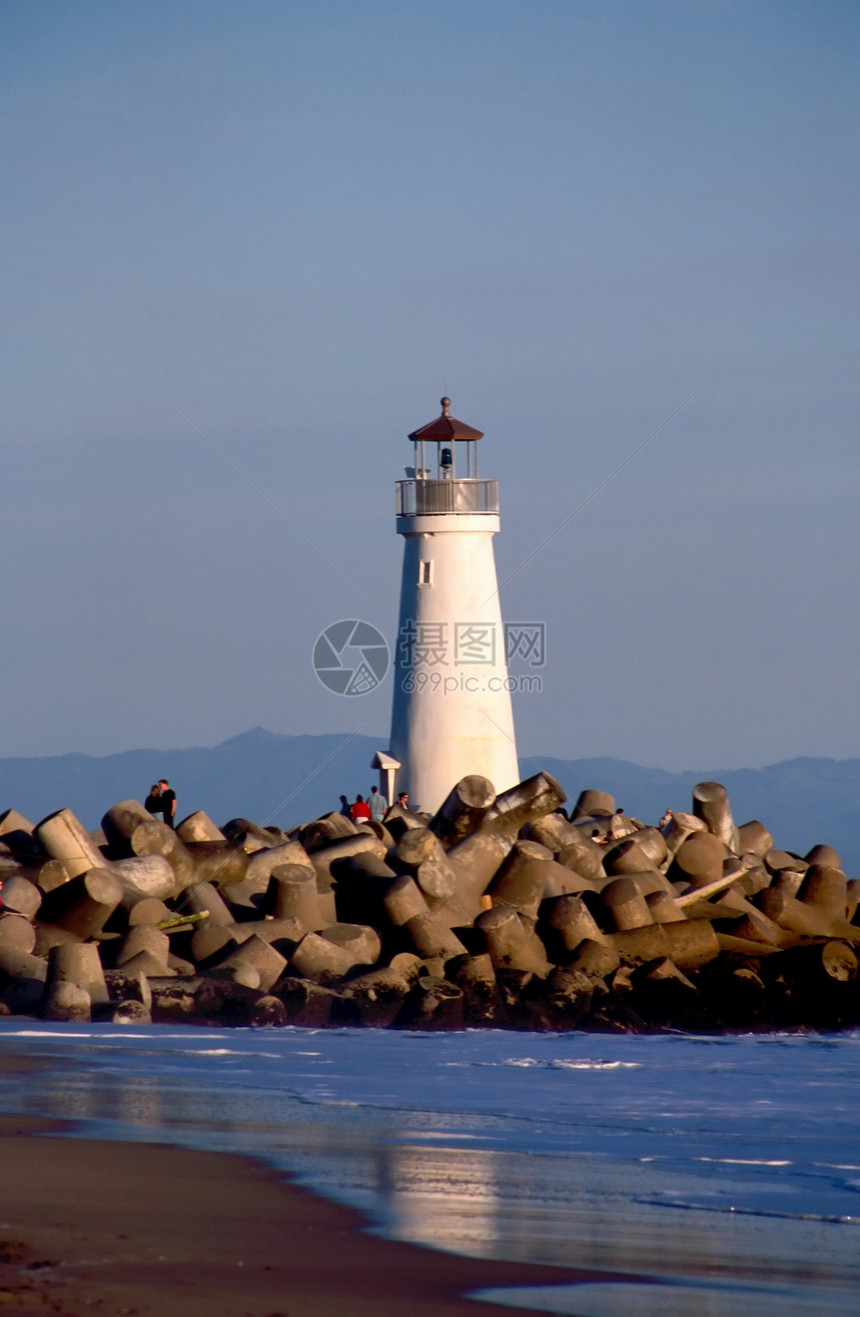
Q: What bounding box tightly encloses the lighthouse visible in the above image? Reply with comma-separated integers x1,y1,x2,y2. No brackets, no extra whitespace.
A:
380,397,520,814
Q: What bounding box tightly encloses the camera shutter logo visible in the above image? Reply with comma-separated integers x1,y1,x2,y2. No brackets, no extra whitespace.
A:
313,620,390,696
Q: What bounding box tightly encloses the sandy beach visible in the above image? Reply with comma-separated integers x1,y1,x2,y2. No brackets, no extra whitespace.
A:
0,1109,622,1317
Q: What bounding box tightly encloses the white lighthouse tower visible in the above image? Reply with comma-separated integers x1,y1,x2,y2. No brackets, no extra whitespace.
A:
382,397,520,814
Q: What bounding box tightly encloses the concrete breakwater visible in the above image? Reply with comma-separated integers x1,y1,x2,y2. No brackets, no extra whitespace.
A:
0,774,857,1032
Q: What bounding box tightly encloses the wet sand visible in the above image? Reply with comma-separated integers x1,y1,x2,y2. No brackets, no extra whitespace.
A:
0,1111,629,1316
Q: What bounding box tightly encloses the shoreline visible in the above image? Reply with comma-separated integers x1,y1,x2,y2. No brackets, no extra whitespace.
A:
0,1111,633,1317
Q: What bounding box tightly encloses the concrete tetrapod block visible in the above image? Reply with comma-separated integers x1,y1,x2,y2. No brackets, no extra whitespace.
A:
437,828,511,925
47,942,109,1004
0,913,37,953
336,968,413,1028
673,833,729,887
413,858,457,907
116,926,171,970
0,875,42,920
220,871,271,918
399,977,464,1030
290,932,363,984
214,934,287,993
190,924,240,968
180,880,235,927
183,840,250,888
759,889,853,940
391,827,449,870
103,968,153,1009
176,811,227,844
331,852,397,927
43,980,92,1022
488,841,557,918
476,905,551,976
645,891,687,924
102,800,157,853
33,924,88,956
525,813,607,881
319,923,382,968
764,849,809,878
110,855,176,905
37,867,123,939
126,897,173,927
382,874,430,927
628,827,669,869
545,894,606,956
0,830,44,864
736,820,774,859
602,877,654,931
34,860,71,893
604,836,667,877
429,775,496,844
120,951,177,978
616,871,677,899
379,803,427,842
265,865,324,930
35,808,105,878
404,912,468,961
0,946,49,986
310,834,388,887
245,840,314,886
602,839,643,876
660,811,707,857
571,789,614,822
230,917,303,954
769,871,806,899
692,781,739,850
486,772,567,840
847,879,860,923
732,859,772,898
128,819,197,896
445,953,500,1026
609,919,720,971
805,843,842,869
797,866,848,921
222,817,293,853
0,808,36,837
296,813,359,853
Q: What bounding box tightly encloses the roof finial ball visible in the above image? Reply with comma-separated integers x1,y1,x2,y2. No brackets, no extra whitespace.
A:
440,396,451,416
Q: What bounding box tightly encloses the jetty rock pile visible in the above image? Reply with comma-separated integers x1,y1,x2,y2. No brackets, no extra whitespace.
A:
0,773,858,1033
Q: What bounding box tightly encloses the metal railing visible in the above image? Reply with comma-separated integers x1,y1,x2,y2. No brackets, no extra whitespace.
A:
395,478,499,517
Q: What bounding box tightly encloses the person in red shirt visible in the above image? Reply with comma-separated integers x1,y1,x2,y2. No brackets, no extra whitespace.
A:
350,794,371,822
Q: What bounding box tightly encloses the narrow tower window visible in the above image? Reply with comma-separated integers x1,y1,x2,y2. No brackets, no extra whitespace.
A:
418,559,433,587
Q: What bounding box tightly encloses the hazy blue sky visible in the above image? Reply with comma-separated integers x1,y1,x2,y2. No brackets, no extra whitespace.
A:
2,0,858,771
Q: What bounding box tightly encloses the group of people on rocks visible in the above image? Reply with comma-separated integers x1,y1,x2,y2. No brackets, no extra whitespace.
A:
340,786,409,824
144,779,176,828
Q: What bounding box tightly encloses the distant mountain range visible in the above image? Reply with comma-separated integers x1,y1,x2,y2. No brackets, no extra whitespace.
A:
1,727,858,875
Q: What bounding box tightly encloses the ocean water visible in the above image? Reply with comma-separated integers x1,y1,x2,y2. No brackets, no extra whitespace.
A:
0,1023,858,1315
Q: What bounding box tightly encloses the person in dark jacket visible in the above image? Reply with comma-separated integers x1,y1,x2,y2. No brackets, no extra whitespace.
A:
158,778,176,828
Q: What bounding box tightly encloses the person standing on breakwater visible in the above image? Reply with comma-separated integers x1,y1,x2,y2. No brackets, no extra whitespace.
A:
158,779,176,828
350,794,371,822
144,784,161,815
368,784,387,822
339,794,352,817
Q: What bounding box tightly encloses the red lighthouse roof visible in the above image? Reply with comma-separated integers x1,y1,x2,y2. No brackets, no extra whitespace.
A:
408,397,483,442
